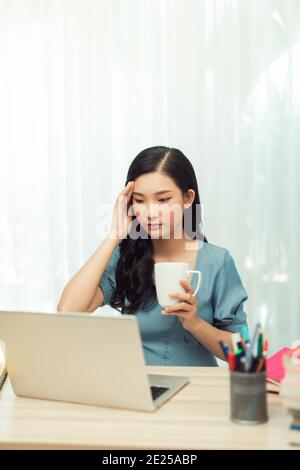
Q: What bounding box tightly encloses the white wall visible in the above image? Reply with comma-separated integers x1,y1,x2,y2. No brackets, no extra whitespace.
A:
0,0,300,353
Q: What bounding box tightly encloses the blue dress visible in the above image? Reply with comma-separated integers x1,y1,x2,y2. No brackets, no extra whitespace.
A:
98,242,248,366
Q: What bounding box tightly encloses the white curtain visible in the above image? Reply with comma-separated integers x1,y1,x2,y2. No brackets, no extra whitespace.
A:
0,0,299,353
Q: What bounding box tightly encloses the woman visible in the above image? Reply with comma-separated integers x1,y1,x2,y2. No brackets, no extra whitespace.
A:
57,146,248,366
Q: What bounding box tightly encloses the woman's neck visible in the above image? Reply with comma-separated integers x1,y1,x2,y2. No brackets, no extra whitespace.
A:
151,234,199,258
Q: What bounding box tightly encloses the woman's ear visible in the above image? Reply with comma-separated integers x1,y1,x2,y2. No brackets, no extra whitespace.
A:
183,189,195,209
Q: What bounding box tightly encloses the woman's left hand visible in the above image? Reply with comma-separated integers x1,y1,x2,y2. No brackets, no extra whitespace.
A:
161,279,200,332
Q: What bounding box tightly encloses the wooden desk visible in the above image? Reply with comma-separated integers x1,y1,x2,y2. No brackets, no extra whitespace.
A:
0,367,293,450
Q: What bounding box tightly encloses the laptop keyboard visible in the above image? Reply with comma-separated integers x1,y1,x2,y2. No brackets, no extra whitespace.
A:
150,385,169,401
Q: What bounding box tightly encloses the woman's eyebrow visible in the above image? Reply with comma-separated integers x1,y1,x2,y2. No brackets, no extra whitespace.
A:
132,190,172,196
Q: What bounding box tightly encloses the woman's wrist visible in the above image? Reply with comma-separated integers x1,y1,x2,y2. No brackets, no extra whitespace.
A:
184,315,204,333
104,232,121,249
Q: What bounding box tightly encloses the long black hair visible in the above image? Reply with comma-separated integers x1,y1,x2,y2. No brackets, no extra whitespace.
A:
110,146,208,315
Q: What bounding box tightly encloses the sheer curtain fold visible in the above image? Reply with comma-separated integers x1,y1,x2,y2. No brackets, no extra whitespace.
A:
0,0,299,351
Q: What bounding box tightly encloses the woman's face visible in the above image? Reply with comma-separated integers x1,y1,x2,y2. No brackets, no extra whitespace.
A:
131,172,195,239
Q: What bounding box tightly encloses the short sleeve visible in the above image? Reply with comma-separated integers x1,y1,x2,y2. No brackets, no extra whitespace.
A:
212,250,248,333
98,246,120,306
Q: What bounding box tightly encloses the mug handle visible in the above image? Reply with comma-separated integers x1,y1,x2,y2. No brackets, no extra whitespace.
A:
187,270,202,296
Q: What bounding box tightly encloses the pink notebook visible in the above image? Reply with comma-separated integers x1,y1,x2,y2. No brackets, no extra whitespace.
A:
266,347,291,382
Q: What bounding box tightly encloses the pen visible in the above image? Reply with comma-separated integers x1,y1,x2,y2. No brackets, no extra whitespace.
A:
249,322,261,367
228,351,236,371
245,342,252,372
249,356,258,372
256,357,265,372
219,340,230,359
241,325,250,343
234,348,244,356
239,356,246,372
228,323,270,375
263,338,268,355
231,333,242,353
257,328,264,357
234,349,244,371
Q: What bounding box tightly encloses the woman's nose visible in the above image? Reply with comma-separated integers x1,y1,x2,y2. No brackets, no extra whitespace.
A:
146,203,162,220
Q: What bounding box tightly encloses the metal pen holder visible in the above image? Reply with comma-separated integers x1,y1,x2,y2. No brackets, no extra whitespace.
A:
230,370,268,425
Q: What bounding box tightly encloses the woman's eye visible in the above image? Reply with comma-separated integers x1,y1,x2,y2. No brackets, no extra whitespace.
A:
158,198,171,203
134,198,170,203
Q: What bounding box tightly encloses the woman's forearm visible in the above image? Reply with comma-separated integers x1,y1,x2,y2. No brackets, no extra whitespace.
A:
57,235,120,313
187,317,234,361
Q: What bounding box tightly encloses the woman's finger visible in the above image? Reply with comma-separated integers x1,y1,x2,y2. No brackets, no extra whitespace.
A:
163,302,191,313
179,279,194,295
167,311,188,317
169,291,194,305
122,181,134,195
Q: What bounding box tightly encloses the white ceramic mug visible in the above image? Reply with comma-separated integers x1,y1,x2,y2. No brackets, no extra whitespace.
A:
154,262,202,307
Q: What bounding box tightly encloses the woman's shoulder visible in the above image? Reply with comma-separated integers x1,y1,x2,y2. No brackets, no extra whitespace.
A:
201,241,230,269
112,243,121,259
105,243,121,270
202,241,228,257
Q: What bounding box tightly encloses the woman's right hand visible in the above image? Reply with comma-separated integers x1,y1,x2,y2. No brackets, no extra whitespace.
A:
108,181,135,241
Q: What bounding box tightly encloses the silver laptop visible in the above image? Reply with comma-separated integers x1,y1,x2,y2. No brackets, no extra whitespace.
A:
0,310,189,412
